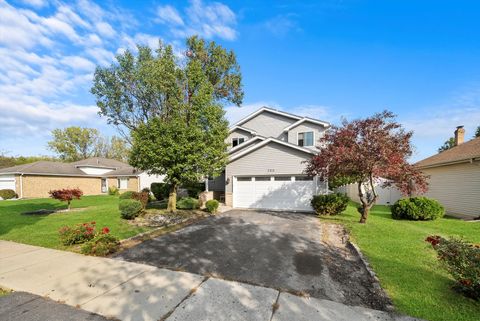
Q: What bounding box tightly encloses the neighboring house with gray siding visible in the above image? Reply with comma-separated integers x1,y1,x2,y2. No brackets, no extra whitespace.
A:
208,106,330,211
415,126,480,219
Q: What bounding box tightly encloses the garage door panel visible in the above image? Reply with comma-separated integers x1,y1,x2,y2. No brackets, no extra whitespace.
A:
0,176,16,191
234,176,315,211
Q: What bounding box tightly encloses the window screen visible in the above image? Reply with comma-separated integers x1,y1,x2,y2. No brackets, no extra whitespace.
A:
232,137,245,147
255,177,270,181
295,176,313,181
298,132,314,146
237,177,252,181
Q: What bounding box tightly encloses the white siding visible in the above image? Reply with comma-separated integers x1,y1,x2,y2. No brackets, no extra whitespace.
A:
77,166,114,175
226,141,312,193
139,172,165,190
422,162,480,218
240,111,296,139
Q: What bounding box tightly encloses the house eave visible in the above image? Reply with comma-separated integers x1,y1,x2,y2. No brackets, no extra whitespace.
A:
229,138,316,162
417,157,480,170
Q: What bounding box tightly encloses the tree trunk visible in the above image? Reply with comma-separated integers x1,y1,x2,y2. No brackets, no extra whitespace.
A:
167,183,177,212
359,205,369,223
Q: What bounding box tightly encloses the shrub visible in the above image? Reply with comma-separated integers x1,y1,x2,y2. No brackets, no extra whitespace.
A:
426,235,480,300
108,186,119,196
48,188,83,210
132,191,149,209
119,191,135,200
392,197,445,220
119,199,143,219
141,187,153,202
58,222,97,245
205,199,219,213
81,232,119,256
0,189,17,200
311,193,349,216
177,197,200,210
151,183,170,200
182,182,204,198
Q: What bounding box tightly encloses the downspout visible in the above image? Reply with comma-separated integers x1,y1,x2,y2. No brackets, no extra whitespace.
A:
20,174,24,199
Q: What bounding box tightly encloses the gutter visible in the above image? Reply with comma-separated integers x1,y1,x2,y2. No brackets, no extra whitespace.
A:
417,157,480,170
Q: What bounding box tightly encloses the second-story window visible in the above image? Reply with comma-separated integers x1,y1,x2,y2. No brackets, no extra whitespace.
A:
232,137,245,147
298,132,314,146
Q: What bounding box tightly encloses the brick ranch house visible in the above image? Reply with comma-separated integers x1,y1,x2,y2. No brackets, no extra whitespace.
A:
0,157,164,199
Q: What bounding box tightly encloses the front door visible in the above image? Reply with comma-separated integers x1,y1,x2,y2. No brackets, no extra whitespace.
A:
101,178,107,193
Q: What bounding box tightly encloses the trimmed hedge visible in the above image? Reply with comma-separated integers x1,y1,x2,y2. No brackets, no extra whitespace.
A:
151,183,170,201
311,193,349,216
119,191,135,200
392,197,445,220
177,197,199,210
0,189,17,200
205,199,219,213
119,199,143,219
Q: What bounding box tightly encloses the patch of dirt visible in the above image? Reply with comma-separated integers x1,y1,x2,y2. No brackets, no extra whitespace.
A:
319,223,393,311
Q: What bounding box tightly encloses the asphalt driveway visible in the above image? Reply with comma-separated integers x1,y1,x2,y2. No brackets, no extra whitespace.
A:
115,210,390,310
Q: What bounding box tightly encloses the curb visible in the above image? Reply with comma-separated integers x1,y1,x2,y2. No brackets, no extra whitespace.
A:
346,241,396,312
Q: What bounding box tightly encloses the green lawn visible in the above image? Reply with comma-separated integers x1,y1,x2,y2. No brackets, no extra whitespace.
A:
325,203,480,321
0,195,149,249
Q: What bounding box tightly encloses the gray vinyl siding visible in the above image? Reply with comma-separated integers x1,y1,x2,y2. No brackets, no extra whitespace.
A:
421,161,480,218
226,129,253,150
225,142,312,193
229,139,263,158
287,123,326,149
240,111,296,139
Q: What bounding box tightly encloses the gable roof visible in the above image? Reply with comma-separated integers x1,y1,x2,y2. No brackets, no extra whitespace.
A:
228,136,266,155
229,137,316,162
228,125,257,135
0,157,139,177
415,137,480,168
233,107,302,127
283,117,330,131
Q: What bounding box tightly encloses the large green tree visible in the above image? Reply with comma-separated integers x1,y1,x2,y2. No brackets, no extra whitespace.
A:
91,36,243,211
47,127,101,161
47,127,129,162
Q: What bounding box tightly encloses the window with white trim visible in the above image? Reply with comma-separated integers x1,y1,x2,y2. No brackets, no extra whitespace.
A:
118,178,129,189
298,132,314,147
232,137,245,147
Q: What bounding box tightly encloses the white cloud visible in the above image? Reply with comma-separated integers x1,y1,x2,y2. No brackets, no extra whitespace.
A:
61,56,96,71
95,21,115,37
264,14,300,36
153,0,238,41
155,5,184,26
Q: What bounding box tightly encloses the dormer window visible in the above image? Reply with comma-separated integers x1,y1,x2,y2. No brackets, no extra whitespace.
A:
232,137,245,147
298,132,314,147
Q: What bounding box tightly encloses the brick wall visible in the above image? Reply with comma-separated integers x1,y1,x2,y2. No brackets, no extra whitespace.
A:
22,175,102,198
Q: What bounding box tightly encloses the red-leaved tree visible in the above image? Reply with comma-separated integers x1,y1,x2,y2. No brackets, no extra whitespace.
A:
49,188,83,210
305,111,428,223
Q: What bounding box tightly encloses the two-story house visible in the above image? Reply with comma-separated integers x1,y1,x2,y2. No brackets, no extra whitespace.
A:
208,106,330,211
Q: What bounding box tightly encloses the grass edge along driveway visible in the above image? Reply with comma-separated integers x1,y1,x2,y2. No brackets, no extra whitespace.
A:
325,203,480,321
0,195,149,249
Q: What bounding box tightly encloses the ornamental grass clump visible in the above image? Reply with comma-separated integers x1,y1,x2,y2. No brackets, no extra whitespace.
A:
426,235,480,300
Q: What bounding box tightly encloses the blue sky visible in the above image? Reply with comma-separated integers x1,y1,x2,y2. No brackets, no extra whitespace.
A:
1,0,479,161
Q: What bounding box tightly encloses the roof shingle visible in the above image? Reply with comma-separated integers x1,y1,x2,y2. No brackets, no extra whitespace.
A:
415,137,480,168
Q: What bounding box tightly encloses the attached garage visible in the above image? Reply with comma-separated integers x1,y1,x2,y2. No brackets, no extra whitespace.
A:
225,138,326,211
0,175,16,192
233,175,319,211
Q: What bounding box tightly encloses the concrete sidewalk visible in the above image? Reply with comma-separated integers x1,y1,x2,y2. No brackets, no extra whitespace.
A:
0,240,419,321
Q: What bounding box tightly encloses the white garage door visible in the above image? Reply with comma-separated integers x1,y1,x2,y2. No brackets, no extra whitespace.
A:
233,176,317,211
0,175,16,191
